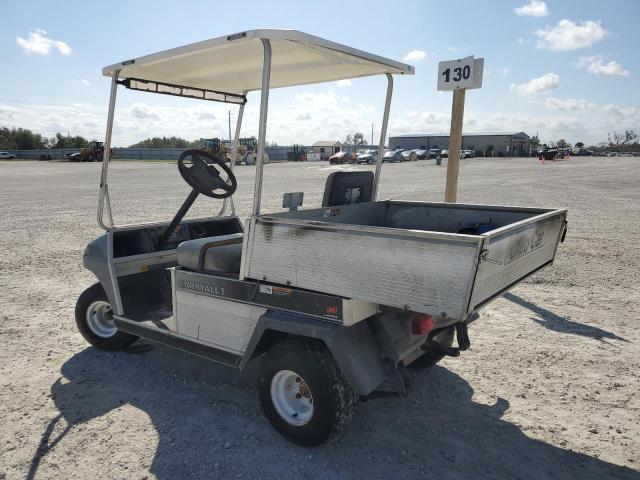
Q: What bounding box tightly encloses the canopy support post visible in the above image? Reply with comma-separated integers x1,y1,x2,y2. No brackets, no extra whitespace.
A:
251,39,272,217
219,90,247,217
98,70,120,230
372,73,393,200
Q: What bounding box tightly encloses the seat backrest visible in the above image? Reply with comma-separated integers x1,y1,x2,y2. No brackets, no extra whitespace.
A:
322,171,374,207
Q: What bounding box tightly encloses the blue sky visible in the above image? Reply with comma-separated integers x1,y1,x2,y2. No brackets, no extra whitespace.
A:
1,0,638,146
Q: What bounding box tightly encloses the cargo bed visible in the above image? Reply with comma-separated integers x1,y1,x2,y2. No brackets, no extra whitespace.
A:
241,201,567,321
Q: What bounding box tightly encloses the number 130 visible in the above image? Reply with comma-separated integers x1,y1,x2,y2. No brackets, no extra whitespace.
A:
442,65,471,82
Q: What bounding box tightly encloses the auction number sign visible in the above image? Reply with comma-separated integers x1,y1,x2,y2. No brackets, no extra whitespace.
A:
437,56,484,91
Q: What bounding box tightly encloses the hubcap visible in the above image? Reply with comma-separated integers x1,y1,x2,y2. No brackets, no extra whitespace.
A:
86,300,116,338
270,370,314,426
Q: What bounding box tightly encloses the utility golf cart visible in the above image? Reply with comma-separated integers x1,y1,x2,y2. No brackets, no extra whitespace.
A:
76,29,568,446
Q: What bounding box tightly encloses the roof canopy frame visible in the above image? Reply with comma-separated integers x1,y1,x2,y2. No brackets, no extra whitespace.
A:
102,29,413,94
97,29,412,231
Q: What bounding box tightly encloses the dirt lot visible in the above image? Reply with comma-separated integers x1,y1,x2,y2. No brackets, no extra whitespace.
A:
0,157,638,480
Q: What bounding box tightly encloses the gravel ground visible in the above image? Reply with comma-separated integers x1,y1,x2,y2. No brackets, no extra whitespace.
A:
0,157,638,480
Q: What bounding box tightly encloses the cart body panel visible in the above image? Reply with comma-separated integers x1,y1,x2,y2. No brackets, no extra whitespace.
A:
242,201,566,320
468,209,566,312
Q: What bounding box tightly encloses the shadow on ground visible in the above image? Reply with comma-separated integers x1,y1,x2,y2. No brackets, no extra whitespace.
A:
504,292,628,343
29,344,639,480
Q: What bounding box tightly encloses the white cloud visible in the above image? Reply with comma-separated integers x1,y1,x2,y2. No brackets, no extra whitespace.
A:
514,1,549,17
576,56,630,77
1,99,637,147
80,79,91,87
335,79,352,87
544,97,595,111
16,29,71,56
403,50,427,63
510,73,559,95
447,45,469,53
498,68,510,77
2,79,638,147
535,20,606,52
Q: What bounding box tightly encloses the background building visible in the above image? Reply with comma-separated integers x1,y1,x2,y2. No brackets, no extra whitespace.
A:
389,132,531,156
311,140,342,160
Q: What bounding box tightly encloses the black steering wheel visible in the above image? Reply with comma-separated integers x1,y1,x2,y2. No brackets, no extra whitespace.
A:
178,149,237,199
155,149,237,247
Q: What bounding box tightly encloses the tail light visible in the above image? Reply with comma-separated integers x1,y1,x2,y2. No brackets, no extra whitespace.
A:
411,314,433,335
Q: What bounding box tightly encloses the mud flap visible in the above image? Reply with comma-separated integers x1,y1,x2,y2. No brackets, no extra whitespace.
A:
456,321,471,351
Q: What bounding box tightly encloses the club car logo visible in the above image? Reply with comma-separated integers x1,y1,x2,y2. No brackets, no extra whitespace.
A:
507,228,545,264
177,279,224,296
325,305,338,318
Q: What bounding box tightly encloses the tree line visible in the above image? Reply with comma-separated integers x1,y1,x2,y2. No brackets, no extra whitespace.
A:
0,127,207,150
0,127,96,150
530,129,638,153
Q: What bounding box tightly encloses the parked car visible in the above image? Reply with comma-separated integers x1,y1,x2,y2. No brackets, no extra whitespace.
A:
400,149,417,161
428,148,441,159
0,152,16,159
539,148,558,161
462,150,474,158
328,151,353,164
440,149,449,158
415,149,428,160
382,150,395,162
383,149,403,162
64,152,82,162
575,149,593,156
356,149,378,164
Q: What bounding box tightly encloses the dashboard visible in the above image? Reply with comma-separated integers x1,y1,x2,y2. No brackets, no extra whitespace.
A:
113,217,243,258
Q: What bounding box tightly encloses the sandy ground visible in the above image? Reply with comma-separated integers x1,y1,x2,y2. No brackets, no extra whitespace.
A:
0,156,638,480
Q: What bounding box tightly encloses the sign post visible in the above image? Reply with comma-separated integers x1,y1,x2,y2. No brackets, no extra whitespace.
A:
437,56,484,202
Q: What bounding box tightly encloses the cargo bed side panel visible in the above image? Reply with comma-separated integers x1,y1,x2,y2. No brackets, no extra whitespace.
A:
246,221,482,320
468,210,566,311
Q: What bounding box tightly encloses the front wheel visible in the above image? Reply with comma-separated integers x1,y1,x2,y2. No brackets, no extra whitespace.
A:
75,284,138,350
257,340,358,446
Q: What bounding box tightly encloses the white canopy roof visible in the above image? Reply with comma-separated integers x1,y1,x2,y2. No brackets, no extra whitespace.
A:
102,29,414,96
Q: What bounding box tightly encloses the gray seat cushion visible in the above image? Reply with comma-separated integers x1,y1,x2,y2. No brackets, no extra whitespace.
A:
177,233,243,275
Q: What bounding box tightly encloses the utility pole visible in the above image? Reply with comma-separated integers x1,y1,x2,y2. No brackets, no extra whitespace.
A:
371,123,374,147
228,110,232,143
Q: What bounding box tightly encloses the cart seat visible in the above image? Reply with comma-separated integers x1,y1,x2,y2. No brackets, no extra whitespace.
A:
177,233,243,276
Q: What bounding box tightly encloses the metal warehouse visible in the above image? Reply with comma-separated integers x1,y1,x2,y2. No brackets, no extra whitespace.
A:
389,132,531,156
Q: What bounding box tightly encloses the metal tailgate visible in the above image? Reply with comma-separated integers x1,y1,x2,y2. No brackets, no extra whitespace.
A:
467,209,567,312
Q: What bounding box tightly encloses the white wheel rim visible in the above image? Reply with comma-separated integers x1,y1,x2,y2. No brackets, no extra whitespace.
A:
86,300,116,338
270,370,314,426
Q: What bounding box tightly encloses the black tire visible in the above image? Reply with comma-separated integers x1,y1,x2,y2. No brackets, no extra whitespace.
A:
257,340,358,446
75,283,138,350
407,327,455,369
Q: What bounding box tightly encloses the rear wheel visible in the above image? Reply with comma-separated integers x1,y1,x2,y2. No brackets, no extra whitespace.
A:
75,284,138,350
257,340,358,446
407,326,455,369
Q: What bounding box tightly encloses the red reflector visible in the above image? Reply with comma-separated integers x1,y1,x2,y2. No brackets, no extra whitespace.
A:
412,314,433,335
